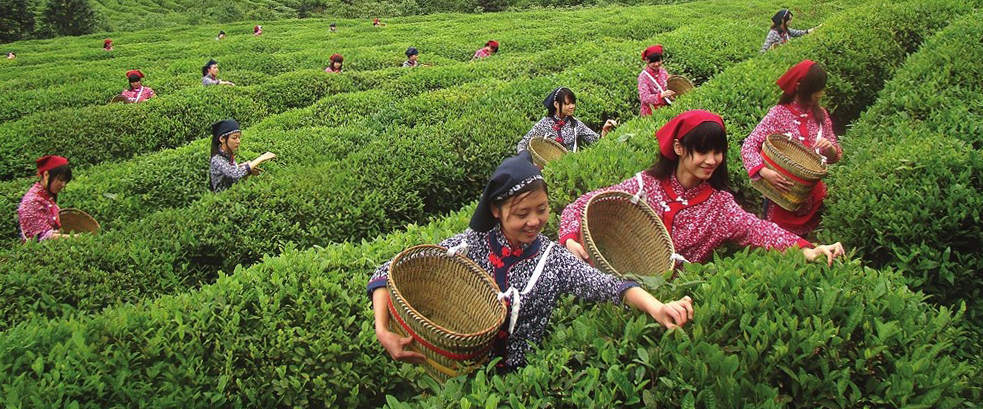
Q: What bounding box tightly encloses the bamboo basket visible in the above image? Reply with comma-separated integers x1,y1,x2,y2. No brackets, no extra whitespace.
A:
667,75,695,96
387,245,506,382
108,95,127,104
581,191,674,277
528,137,568,168
59,208,100,234
751,133,828,211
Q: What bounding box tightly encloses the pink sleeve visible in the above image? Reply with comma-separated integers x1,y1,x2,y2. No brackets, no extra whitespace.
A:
741,109,778,178
18,199,56,241
558,176,642,245
721,194,812,250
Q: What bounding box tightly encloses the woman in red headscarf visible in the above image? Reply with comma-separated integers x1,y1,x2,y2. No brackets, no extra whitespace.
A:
103,39,113,51
473,40,499,60
637,45,675,116
559,110,845,266
325,54,344,73
741,60,842,236
120,70,156,103
17,156,75,242
253,25,263,36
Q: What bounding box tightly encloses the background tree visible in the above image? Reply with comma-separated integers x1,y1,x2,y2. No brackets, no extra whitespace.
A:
41,0,98,36
0,0,37,43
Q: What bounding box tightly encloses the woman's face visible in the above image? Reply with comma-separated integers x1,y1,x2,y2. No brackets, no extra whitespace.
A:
647,59,662,70
41,172,68,195
332,61,342,69
809,88,825,105
675,142,723,181
491,189,550,245
409,54,418,62
554,97,576,117
222,132,242,153
208,64,219,76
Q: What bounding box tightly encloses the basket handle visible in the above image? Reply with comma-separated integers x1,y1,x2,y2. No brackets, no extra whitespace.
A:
497,242,554,333
631,172,647,205
446,242,469,257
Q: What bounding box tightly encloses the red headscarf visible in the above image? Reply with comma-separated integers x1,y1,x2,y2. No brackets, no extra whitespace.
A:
330,53,343,62
776,60,816,95
656,110,725,159
641,45,663,61
486,40,499,48
104,39,112,45
36,155,68,175
125,70,144,79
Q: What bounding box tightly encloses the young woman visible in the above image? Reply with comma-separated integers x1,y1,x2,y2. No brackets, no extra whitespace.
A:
637,45,676,116
516,87,617,153
560,110,845,266
120,70,156,103
473,40,499,60
103,39,113,51
760,9,820,53
367,151,694,370
18,156,74,242
403,47,419,67
372,18,386,27
202,60,235,86
6,52,14,60
209,119,276,192
741,60,842,236
329,23,337,32
325,54,344,73
253,25,263,36
217,31,226,40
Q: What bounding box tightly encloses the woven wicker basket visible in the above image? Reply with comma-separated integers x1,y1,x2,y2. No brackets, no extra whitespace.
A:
581,190,674,278
751,133,828,211
59,208,100,235
667,75,695,96
387,245,506,382
528,137,568,168
108,95,127,104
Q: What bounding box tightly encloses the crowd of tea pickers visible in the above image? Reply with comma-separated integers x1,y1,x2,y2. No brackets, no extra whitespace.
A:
0,0,980,407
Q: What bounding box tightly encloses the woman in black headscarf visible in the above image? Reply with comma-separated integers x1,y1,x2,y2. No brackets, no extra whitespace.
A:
516,87,617,153
760,9,821,53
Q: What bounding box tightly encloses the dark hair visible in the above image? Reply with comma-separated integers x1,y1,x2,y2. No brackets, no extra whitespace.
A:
546,87,577,119
210,131,239,158
219,31,225,35
491,179,549,215
778,63,827,125
646,52,663,63
645,121,730,191
487,44,499,52
44,164,73,199
202,60,217,76
771,9,793,33
128,74,142,83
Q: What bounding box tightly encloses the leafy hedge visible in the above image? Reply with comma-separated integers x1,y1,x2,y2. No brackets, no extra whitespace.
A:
1,205,976,408
823,14,983,310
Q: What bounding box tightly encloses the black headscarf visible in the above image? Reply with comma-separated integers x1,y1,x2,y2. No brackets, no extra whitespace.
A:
202,59,218,77
469,151,543,232
210,119,240,157
772,10,792,32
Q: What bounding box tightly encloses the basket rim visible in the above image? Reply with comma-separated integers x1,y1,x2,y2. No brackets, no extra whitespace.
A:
528,136,568,164
764,133,829,175
580,190,675,277
388,244,506,339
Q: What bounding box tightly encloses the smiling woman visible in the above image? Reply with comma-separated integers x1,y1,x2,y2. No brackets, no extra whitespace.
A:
367,152,694,374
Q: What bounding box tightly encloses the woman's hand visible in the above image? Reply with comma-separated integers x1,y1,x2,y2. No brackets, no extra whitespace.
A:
813,137,836,158
601,119,618,136
649,296,694,329
802,242,846,266
249,167,263,176
760,168,794,193
376,329,427,364
564,239,590,262
660,90,677,99
258,152,276,163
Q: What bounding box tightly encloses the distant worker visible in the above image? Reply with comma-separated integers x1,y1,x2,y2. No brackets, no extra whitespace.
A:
373,18,386,27
209,119,276,192
217,30,226,40
121,70,156,103
517,87,617,153
325,54,344,73
473,40,498,59
18,156,74,242
254,25,263,36
103,39,113,51
403,47,419,67
202,59,235,86
637,44,675,116
330,23,337,32
6,51,15,60
760,9,820,53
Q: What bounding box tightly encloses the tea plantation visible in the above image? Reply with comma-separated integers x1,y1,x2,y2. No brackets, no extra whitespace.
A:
0,0,980,407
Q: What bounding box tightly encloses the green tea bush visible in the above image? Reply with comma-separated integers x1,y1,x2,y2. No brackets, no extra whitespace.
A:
823,14,983,308
391,250,977,408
